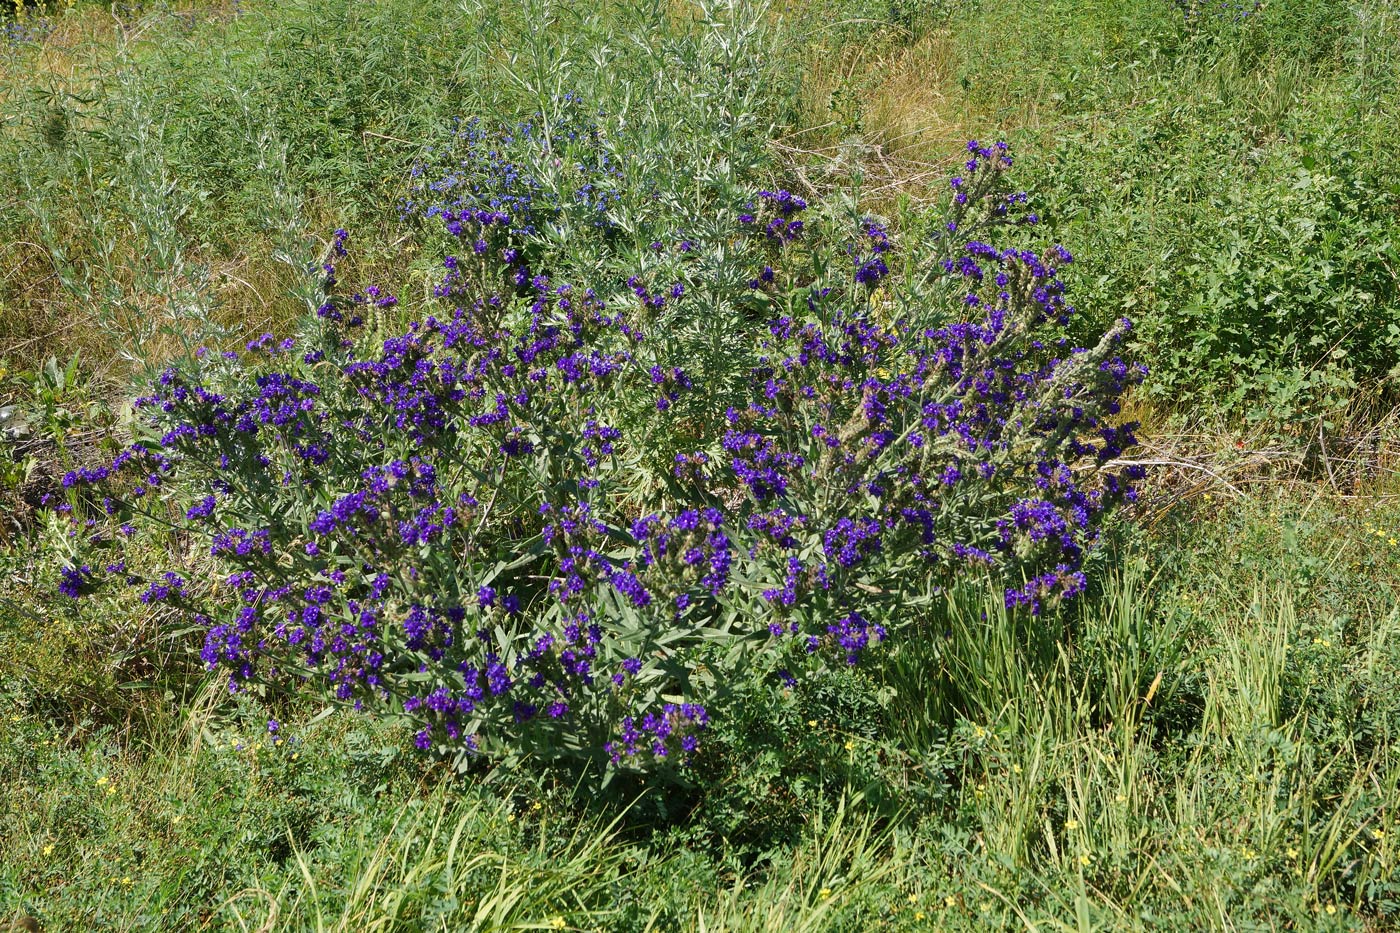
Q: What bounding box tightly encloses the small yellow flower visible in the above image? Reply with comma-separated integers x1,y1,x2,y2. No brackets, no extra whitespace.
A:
819,887,832,899
548,917,566,930
1325,904,1337,915
1115,793,1127,804
1065,819,1080,830
914,911,925,921
95,776,110,787
807,719,817,728
1287,847,1299,858
1372,829,1386,840
1011,764,1022,775
42,844,54,857
844,739,855,751
1078,853,1092,867
173,815,183,824
907,894,917,904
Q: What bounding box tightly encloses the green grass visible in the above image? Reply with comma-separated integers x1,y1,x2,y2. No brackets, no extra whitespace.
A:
3,0,1400,929
792,0,1400,428
6,494,1400,929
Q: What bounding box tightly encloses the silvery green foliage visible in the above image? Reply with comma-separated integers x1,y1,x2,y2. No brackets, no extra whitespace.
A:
54,140,1143,774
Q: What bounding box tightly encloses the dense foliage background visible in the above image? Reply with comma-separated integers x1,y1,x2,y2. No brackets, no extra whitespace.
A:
3,0,1399,929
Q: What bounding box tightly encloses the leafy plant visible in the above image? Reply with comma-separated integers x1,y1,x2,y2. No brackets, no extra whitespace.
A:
49,140,1144,777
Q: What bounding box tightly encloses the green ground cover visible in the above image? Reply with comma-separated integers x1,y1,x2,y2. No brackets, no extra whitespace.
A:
3,0,1399,929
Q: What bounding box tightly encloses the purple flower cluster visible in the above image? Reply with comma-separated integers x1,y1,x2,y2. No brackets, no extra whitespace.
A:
852,221,892,286
58,565,95,599
825,612,886,664
822,516,883,569
52,139,1144,772
631,508,733,609
606,703,709,763
140,571,187,604
2,17,53,52
400,93,628,239
740,189,808,242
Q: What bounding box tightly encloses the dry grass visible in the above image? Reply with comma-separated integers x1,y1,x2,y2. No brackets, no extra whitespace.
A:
1,1,262,383
861,29,967,157
771,15,1025,214
0,230,304,387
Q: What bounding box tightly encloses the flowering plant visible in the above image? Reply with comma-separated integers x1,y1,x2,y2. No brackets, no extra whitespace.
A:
51,141,1143,774
400,93,628,241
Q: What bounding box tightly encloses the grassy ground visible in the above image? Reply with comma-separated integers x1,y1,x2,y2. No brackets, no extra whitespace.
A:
3,0,1400,930
5,496,1399,929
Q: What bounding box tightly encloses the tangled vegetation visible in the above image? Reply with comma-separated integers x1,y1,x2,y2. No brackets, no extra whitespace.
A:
3,0,1400,929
